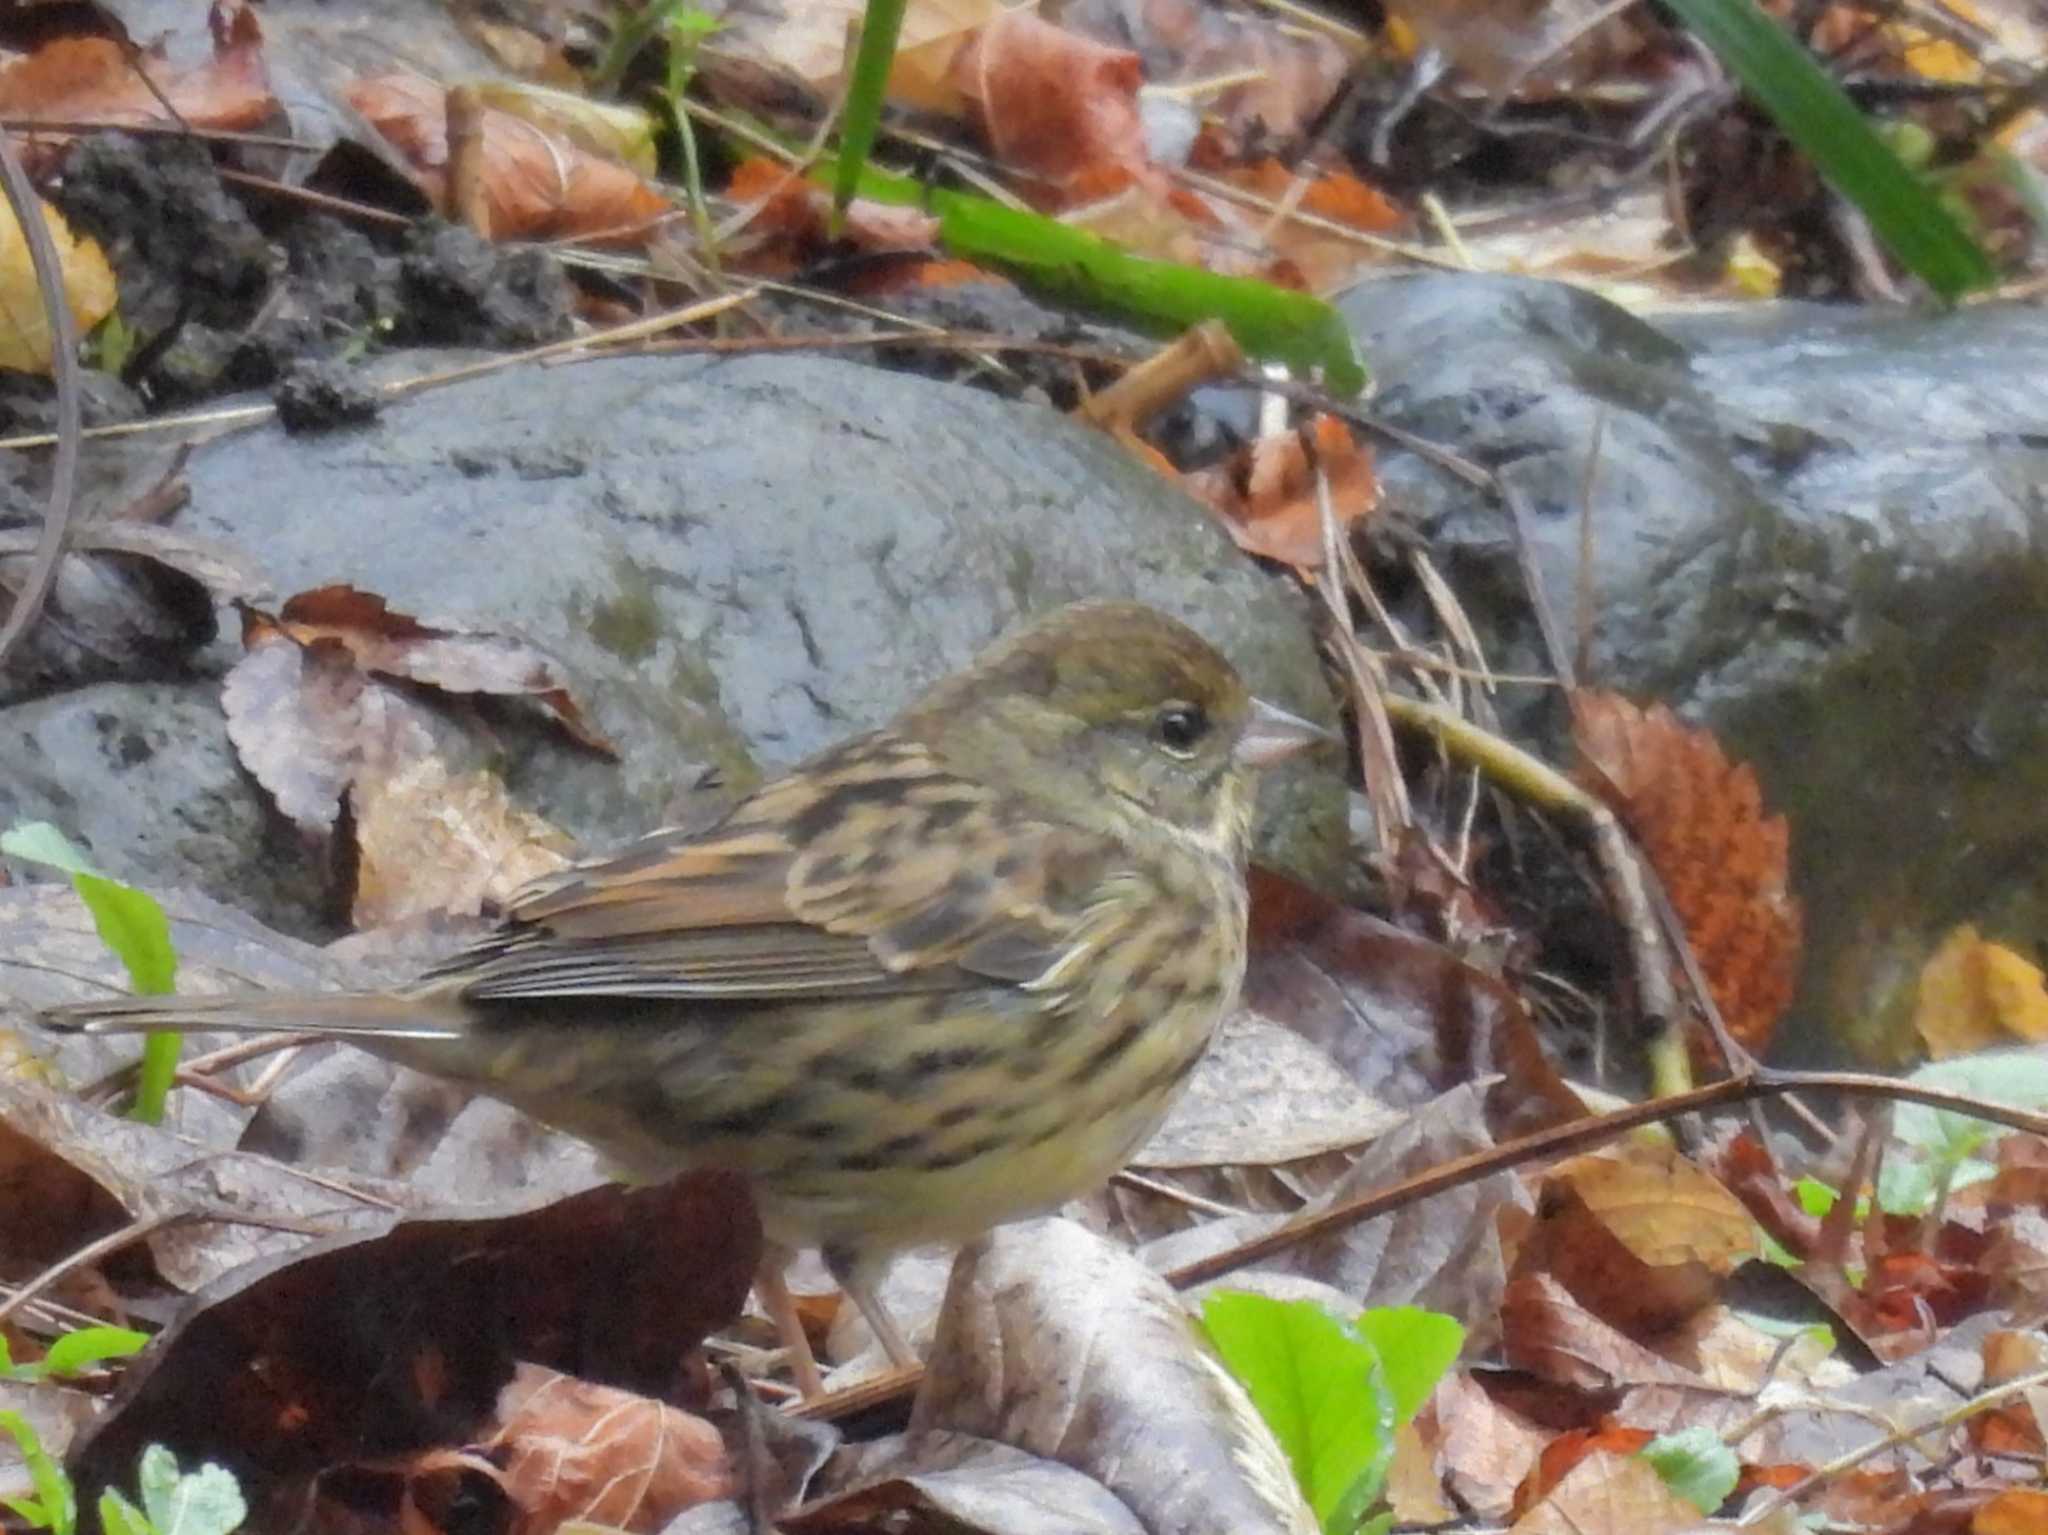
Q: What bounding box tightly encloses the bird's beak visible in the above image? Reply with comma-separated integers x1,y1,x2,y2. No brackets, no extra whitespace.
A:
1234,698,1338,767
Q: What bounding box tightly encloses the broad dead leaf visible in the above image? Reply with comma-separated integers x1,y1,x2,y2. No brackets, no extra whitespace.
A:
1509,1444,1699,1534
240,585,615,756
951,10,1150,201
1187,414,1379,575
0,9,273,169
1572,691,1802,1062
64,1173,759,1511
912,1219,1317,1535
1518,1145,1757,1337
221,621,437,837
1915,925,2048,1057
348,74,670,242
488,1362,733,1534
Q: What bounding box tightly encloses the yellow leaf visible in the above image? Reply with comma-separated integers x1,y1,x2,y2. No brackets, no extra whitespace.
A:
1915,924,2048,1058
0,198,117,375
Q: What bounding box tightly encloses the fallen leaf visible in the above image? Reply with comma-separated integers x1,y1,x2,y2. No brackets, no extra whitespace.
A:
1189,415,1379,576
349,756,575,927
0,8,273,166
1519,1145,1758,1338
251,585,615,756
1915,925,2048,1057
347,74,670,242
0,197,117,375
951,10,1150,201
489,1362,733,1534
1572,691,1802,1063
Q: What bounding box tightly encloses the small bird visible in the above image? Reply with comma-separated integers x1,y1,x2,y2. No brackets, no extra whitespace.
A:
43,601,1328,1394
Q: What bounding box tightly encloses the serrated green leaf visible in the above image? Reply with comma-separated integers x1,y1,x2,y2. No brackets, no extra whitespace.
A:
136,1446,245,1535
1201,1291,1394,1534
1639,1425,1740,1514
1658,0,1994,298
1352,1307,1463,1430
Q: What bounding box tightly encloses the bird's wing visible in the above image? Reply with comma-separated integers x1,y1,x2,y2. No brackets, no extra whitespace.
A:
441,736,1126,1003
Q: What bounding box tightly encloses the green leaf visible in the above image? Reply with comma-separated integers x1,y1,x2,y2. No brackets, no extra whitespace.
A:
97,1490,153,1535
1657,0,1993,298
0,821,96,876
135,1446,245,1535
833,166,1366,393
1352,1306,1463,1431
3,822,181,1122
1792,1175,1836,1217
833,0,909,230
0,1410,77,1535
1201,1292,1394,1534
1638,1425,1740,1514
38,1327,149,1379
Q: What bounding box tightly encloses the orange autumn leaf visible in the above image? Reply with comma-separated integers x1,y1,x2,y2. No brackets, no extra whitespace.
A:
0,7,273,168
348,74,670,242
1189,414,1378,574
1241,159,1404,233
1572,692,1801,1060
722,156,940,278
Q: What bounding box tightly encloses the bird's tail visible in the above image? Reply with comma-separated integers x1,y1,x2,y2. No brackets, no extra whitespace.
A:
40,991,464,1041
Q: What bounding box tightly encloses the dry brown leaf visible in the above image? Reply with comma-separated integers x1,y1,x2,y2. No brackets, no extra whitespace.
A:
1915,924,2048,1057
1188,414,1379,575
721,156,940,277
1510,1444,1698,1534
1572,690,1802,1061
347,73,671,242
351,757,575,928
257,585,615,756
0,8,274,164
488,1362,733,1534
1500,1272,1715,1393
1434,1369,1550,1519
950,10,1150,200
221,623,438,837
1518,1145,1757,1337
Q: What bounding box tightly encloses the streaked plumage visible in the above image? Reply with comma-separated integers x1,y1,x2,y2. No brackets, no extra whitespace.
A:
42,601,1327,1392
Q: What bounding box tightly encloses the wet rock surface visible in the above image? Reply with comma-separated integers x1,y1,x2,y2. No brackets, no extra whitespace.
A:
0,353,1341,936
1343,274,2048,1061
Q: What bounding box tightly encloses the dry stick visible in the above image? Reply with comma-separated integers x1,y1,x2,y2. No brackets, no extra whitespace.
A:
802,1067,2048,1424
1737,1362,2048,1526
0,125,83,675
1313,466,1412,845
0,1213,182,1331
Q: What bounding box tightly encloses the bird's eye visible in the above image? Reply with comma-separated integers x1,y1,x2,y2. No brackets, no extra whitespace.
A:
1154,703,1208,756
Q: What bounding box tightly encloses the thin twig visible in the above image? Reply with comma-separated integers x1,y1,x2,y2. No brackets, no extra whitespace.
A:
0,125,84,675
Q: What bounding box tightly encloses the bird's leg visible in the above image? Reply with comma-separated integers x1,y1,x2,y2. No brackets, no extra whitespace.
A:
753,1247,825,1399
823,1243,918,1370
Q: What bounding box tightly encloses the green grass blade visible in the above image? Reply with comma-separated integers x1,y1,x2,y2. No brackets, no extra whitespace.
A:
3,822,181,1123
1660,0,1994,298
833,0,910,231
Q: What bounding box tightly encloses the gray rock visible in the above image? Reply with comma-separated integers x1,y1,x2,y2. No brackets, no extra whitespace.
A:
1340,273,2048,1062
0,354,1342,935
